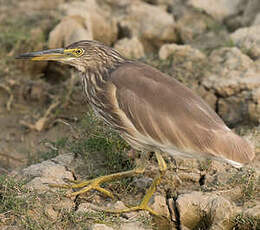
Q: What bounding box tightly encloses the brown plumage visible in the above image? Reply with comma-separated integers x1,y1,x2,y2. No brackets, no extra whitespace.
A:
17,40,255,167
108,62,254,166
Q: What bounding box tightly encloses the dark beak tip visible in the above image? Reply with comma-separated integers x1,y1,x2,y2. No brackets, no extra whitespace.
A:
15,53,34,59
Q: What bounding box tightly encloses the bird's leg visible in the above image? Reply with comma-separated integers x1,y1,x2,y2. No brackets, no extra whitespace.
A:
49,167,145,199
106,152,167,217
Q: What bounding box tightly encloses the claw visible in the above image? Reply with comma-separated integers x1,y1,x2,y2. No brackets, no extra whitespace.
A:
105,205,160,217
48,168,144,199
47,153,168,218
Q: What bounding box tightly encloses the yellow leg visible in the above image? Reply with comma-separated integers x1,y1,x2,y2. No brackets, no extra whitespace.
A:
49,167,145,199
106,152,167,216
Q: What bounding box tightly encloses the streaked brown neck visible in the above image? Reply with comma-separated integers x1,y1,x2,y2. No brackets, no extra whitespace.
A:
84,48,127,81
81,52,128,106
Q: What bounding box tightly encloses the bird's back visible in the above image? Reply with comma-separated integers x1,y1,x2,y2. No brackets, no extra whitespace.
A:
105,62,254,166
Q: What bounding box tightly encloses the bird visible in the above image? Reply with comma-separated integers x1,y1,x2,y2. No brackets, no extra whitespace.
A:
17,40,255,216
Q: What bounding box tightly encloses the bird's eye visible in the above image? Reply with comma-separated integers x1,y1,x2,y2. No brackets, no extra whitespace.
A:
74,49,84,56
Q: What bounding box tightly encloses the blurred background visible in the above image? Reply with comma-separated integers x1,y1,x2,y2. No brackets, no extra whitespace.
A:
0,0,259,228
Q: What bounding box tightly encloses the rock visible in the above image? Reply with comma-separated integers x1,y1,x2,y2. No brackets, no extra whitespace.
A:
174,191,236,230
253,13,260,25
110,201,137,219
54,199,74,211
249,88,260,123
18,0,65,11
22,153,75,191
48,15,93,48
241,0,260,26
150,195,170,218
174,5,231,50
44,205,58,220
50,153,75,166
1,226,20,230
76,202,100,214
176,10,211,44
120,222,150,230
118,1,177,51
158,44,209,91
213,186,243,201
231,25,260,59
191,30,232,52
218,95,249,125
159,44,205,61
90,224,114,230
202,47,260,125
59,0,118,45
143,0,173,8
133,177,153,192
114,37,145,59
177,172,200,183
188,0,244,22
196,86,217,110
244,205,260,219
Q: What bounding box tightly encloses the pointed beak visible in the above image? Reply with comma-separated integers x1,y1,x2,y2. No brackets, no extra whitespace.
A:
16,48,68,61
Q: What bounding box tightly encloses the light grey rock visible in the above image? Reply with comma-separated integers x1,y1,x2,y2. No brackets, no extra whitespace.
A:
50,153,74,166
17,0,65,11
44,205,58,220
177,172,200,183
202,47,260,125
174,191,236,230
48,15,93,48
242,0,260,26
76,202,101,214
90,224,114,230
159,44,205,61
188,0,244,22
249,88,260,123
133,177,153,191
120,222,150,230
176,10,212,44
114,37,145,59
110,201,137,219
22,153,75,191
118,1,177,51
143,0,173,8
150,195,170,218
244,205,260,219
218,95,249,125
58,0,118,45
231,25,260,59
1,226,21,230
253,13,260,25
196,86,217,110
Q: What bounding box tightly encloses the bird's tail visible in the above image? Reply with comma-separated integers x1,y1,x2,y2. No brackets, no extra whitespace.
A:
210,130,255,167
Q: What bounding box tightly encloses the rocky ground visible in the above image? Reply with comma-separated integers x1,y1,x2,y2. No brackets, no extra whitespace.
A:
0,0,259,229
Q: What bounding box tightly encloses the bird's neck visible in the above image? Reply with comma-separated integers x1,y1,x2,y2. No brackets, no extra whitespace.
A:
85,58,127,82
81,59,127,104
86,57,127,77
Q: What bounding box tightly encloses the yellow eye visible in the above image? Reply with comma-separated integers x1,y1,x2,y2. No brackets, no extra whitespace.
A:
74,48,84,56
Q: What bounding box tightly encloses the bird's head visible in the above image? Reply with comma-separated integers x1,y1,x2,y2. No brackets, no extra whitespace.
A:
17,40,125,73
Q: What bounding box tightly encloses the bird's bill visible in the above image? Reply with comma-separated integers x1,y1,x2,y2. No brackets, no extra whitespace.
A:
16,48,77,61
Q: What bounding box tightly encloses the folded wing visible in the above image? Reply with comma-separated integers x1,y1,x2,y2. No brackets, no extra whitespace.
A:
108,62,255,165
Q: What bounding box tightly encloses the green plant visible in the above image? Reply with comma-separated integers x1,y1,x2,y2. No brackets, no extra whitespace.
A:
232,213,259,230
228,168,257,203
73,110,134,174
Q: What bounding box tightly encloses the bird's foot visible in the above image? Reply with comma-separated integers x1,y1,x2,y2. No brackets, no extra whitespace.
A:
106,152,167,218
105,202,160,217
49,167,145,199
